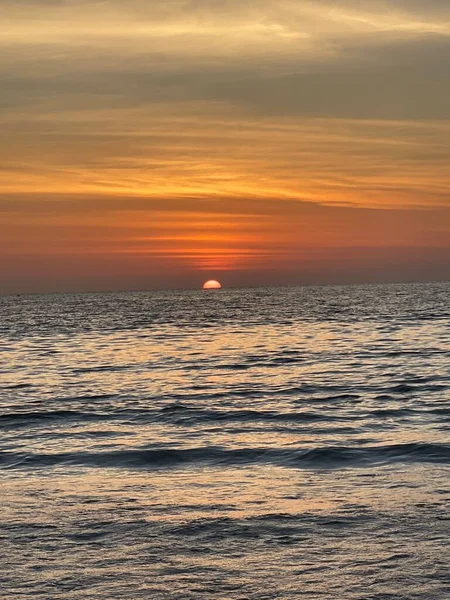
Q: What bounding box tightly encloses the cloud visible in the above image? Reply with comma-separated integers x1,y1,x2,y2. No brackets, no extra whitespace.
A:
1,0,449,292
1,191,449,292
1,110,449,210
2,0,450,128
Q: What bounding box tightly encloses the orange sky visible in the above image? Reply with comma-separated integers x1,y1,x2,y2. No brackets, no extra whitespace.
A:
1,0,449,292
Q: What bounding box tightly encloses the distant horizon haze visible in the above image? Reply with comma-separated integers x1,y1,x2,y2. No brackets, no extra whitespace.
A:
1,271,449,297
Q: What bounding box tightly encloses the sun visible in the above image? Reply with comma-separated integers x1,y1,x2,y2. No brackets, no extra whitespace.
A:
203,279,222,290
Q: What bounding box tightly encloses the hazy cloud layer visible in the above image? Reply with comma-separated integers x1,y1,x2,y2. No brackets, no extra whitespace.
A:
1,193,449,292
1,0,449,291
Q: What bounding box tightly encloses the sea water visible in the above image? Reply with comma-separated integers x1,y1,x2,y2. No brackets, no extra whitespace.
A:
1,283,449,599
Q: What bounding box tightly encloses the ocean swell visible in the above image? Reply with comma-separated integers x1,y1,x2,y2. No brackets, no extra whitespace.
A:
1,442,449,471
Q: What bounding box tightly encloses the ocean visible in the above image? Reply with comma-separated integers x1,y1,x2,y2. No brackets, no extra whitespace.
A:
1,282,449,599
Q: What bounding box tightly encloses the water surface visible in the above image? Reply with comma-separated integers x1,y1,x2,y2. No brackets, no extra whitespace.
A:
1,283,449,599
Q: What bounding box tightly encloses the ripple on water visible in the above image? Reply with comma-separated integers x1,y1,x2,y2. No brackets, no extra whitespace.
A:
1,283,449,599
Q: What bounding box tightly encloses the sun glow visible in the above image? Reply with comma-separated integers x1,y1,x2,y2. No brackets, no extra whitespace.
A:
203,280,222,289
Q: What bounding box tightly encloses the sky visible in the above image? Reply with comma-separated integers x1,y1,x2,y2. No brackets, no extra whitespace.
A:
1,0,450,293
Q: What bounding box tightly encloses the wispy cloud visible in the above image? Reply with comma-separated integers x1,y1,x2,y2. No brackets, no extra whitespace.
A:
1,0,449,291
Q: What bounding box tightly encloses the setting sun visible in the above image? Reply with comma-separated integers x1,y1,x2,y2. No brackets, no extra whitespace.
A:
203,280,222,290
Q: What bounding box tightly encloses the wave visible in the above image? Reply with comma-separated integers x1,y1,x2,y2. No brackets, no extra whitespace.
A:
0,401,439,430
388,382,449,394
158,406,351,425
0,406,342,428
2,442,449,471
0,410,109,426
72,366,131,374
0,383,34,390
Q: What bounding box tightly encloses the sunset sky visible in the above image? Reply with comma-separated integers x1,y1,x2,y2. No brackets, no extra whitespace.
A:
2,0,450,293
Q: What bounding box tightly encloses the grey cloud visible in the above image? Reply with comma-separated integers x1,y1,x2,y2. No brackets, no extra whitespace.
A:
2,192,450,220
4,0,449,16
2,35,450,121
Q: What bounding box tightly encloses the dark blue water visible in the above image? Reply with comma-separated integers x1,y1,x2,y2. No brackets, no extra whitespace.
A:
1,283,449,599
